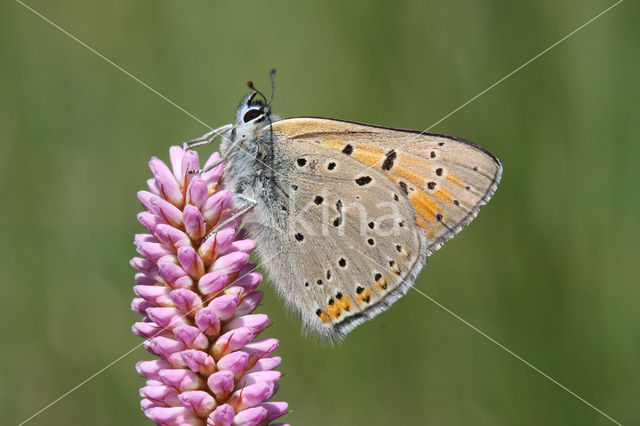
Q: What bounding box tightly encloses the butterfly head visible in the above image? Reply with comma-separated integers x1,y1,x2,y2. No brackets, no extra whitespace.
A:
232,70,276,142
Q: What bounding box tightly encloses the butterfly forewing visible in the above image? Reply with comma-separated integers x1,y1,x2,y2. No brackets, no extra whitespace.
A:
271,118,502,255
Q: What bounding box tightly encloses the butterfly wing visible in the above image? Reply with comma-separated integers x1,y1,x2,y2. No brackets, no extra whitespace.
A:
270,117,502,255
250,117,500,339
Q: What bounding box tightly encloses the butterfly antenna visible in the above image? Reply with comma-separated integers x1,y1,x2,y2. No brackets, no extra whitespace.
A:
268,68,276,107
246,81,268,105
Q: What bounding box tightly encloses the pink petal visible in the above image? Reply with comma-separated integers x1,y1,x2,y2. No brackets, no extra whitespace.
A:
134,285,173,306
179,349,216,376
237,370,281,388
232,406,267,425
234,291,263,317
211,252,249,275
169,146,186,181
178,390,217,417
194,306,221,337
183,204,207,240
170,289,202,315
246,356,282,374
197,271,228,296
207,370,235,401
208,294,238,321
178,246,205,279
208,403,235,426
139,384,179,405
137,212,165,235
216,351,250,378
224,314,269,336
149,156,183,206
211,327,254,359
136,359,170,380
202,190,233,223
155,224,191,251
145,406,196,425
186,176,209,209
258,401,289,423
159,368,203,391
229,381,275,411
173,325,208,350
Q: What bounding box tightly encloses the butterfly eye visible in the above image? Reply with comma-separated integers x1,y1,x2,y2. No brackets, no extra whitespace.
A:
243,108,262,123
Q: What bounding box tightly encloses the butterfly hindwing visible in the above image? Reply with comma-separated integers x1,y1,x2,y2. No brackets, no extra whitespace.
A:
247,121,429,338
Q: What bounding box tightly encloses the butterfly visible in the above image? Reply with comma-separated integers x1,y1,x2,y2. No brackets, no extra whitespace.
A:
186,71,502,339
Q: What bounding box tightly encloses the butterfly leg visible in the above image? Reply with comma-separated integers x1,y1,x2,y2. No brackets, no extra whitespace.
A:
184,123,233,149
202,195,257,242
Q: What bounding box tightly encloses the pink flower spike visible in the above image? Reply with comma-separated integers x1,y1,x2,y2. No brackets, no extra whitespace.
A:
208,404,235,426
149,156,183,206
132,146,285,424
232,406,268,426
179,390,217,417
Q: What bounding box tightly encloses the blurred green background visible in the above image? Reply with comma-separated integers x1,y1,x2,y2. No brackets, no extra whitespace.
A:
1,0,638,425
